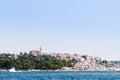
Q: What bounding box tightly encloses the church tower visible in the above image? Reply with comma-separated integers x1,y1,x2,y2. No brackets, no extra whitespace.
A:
40,46,42,53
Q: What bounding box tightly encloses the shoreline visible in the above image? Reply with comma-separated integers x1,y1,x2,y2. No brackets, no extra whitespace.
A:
0,69,118,72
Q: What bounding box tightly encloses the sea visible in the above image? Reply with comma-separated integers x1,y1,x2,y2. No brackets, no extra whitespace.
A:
0,71,120,80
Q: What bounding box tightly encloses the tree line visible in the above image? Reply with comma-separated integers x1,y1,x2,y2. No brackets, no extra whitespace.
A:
0,54,73,70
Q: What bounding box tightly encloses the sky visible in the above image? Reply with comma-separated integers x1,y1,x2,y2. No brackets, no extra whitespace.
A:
0,0,120,60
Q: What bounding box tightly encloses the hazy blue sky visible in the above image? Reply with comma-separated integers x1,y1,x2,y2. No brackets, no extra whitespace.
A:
0,0,120,60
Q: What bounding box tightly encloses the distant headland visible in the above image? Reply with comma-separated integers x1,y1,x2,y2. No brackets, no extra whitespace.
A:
0,49,120,71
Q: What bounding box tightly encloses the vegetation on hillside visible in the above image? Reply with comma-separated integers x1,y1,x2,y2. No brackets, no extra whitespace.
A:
0,54,73,70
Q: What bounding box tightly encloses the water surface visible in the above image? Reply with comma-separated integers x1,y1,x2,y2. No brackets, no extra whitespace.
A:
0,71,120,80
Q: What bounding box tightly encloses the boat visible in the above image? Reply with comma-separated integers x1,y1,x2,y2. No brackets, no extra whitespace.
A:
8,67,16,72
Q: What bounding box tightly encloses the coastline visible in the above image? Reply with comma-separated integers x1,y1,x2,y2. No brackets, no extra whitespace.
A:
0,69,118,72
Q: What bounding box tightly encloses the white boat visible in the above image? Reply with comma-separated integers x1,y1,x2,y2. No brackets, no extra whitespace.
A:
8,67,16,72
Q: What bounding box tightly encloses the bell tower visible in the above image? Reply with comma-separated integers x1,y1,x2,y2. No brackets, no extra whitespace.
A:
40,46,42,53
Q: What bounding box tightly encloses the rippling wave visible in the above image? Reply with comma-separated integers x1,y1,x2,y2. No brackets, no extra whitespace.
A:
0,71,120,80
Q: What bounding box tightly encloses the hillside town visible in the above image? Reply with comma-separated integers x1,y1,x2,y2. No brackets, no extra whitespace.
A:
0,49,120,71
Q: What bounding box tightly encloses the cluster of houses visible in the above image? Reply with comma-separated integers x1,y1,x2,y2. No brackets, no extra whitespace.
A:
28,50,106,70
24,49,120,71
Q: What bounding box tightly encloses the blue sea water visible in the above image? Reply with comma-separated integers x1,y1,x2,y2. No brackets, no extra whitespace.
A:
0,71,120,80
